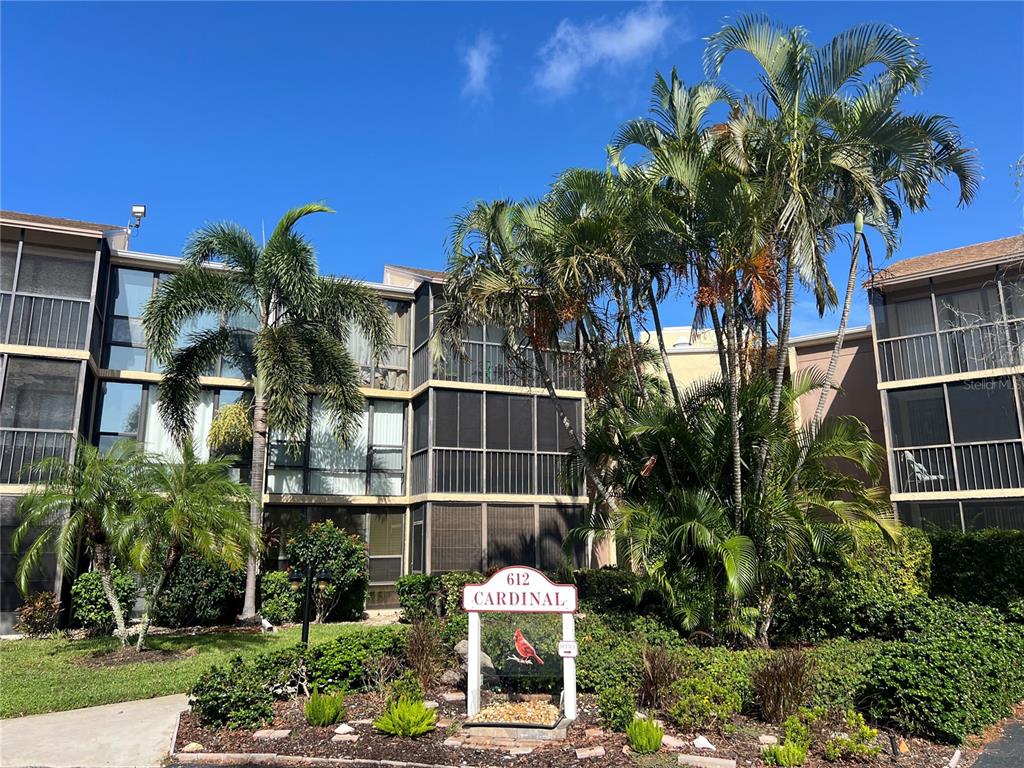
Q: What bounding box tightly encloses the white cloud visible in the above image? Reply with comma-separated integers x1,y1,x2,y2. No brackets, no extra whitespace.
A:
535,2,673,97
462,32,498,99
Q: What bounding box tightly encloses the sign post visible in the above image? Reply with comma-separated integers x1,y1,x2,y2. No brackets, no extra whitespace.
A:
462,566,578,720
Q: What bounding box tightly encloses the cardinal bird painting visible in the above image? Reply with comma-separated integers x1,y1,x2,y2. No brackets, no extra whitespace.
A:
512,627,544,665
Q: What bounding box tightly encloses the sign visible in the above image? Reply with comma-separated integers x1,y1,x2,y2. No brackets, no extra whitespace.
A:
462,566,578,722
463,566,578,613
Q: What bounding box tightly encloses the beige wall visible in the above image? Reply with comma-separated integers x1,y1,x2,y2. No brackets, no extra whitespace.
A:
642,327,724,391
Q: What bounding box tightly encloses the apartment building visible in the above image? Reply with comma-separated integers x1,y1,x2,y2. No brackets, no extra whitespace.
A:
0,210,591,632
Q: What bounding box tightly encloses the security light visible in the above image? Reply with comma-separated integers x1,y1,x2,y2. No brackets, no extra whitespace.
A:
130,204,147,230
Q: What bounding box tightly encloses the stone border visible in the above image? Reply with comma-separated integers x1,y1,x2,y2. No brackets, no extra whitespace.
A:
170,753,463,768
170,711,183,758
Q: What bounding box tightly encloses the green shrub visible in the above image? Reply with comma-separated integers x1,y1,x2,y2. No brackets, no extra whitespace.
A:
823,710,880,762
929,529,1024,612
862,597,1024,743
70,568,137,631
597,685,636,732
190,655,274,729
626,716,662,754
774,524,931,642
306,627,407,691
373,698,437,737
305,685,346,726
153,551,243,628
395,574,441,622
806,639,882,713
762,710,816,767
762,741,808,767
438,571,483,617
259,570,300,626
667,676,741,730
575,612,685,692
673,644,765,711
388,670,425,705
287,522,368,622
252,645,304,699
14,591,61,637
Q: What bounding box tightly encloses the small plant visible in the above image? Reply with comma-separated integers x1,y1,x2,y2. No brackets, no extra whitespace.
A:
626,716,663,754
190,655,274,729
14,592,61,637
388,670,425,705
597,685,636,732
638,645,681,709
667,676,741,730
373,698,437,737
824,710,880,761
754,649,815,723
364,653,403,707
305,685,346,726
406,619,443,690
762,710,818,767
763,741,808,767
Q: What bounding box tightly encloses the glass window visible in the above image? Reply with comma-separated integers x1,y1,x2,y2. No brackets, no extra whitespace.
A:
111,268,154,317
1002,278,1024,320
946,378,1020,443
414,287,430,348
887,386,948,447
412,396,428,452
877,297,935,339
104,345,147,372
144,386,215,461
0,358,80,430
938,284,1003,329
97,382,143,436
962,500,1024,530
218,389,246,408
15,248,94,299
388,301,410,347
108,317,146,346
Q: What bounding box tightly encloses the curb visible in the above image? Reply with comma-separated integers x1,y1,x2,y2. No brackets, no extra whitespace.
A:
170,754,464,768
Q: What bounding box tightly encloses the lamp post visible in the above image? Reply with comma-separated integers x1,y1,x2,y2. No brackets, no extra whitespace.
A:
289,565,331,644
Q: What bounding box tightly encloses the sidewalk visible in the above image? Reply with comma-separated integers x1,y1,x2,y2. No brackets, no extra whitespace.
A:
0,693,188,768
975,719,1024,768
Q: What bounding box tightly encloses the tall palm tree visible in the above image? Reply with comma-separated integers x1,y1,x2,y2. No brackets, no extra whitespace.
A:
120,439,259,650
12,440,146,646
143,203,392,620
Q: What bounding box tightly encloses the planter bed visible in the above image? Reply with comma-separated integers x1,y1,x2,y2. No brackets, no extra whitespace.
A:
174,692,976,768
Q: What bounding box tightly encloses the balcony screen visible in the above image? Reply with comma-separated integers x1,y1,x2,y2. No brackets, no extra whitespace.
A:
947,379,1019,443
887,386,948,447
0,358,79,430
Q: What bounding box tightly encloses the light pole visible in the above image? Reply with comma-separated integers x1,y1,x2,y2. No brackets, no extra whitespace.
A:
289,565,331,644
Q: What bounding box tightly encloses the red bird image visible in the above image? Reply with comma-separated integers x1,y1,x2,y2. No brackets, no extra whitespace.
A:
513,627,544,665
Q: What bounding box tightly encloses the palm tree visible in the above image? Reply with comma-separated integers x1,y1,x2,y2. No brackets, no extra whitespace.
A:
12,440,146,646
143,203,392,620
120,439,259,650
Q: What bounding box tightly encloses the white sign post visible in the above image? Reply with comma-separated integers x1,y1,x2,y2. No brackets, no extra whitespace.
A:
462,566,578,721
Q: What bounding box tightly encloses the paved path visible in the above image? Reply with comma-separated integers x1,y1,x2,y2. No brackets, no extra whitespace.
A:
0,693,188,768
975,719,1024,768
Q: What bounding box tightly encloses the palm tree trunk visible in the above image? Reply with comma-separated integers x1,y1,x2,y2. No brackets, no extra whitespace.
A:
647,283,683,410
92,542,129,647
754,592,774,649
531,346,619,515
135,543,180,651
241,397,267,620
724,292,743,524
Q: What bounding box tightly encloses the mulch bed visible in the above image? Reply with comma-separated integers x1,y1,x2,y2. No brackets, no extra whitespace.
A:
174,690,976,767
75,646,196,668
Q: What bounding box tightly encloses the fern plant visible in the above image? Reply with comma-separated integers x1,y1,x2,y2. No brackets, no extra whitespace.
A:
373,697,437,737
625,716,663,754
305,685,346,726
763,741,808,767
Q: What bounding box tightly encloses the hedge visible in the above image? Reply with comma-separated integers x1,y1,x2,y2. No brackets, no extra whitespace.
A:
929,529,1024,613
153,551,243,628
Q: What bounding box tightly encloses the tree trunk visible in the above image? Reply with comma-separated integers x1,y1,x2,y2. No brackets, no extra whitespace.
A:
135,543,181,651
241,397,267,621
647,283,683,410
92,542,129,647
724,292,743,524
754,592,774,649
531,346,620,515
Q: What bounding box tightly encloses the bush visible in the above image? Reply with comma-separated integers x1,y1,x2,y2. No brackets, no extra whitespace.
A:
597,685,636,732
673,644,765,711
287,521,368,622
806,639,882,713
153,551,243,628
762,711,816,767
395,574,441,622
305,685,346,726
762,741,808,767
388,670,425,705
573,567,665,616
406,619,443,690
190,655,274,729
626,716,663,754
929,529,1024,612
753,649,815,723
14,592,61,637
305,626,407,692
439,571,483,617
823,710,880,762
667,676,741,730
774,524,931,643
252,645,304,699
575,612,685,692
373,698,437,737
70,568,137,631
638,645,681,709
260,570,300,626
862,597,1024,743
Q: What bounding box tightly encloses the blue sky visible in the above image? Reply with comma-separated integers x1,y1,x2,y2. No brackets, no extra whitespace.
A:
2,2,1021,336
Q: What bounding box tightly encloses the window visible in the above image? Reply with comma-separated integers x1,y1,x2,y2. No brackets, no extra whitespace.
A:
96,382,143,450
0,358,80,430
887,387,948,447
412,396,428,452
368,511,403,583
537,397,579,452
15,247,94,299
962,500,1024,530
946,378,1020,443
897,502,962,530
487,505,536,568
876,297,935,339
105,267,155,371
0,240,17,292
430,504,482,572
414,286,430,349
369,400,405,495
308,401,368,495
938,284,1003,329
486,394,534,450
143,386,215,461
434,390,481,448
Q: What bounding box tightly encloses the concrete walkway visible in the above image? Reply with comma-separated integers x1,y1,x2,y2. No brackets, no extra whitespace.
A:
975,719,1024,768
0,693,188,768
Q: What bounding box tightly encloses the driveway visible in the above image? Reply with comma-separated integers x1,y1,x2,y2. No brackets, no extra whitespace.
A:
975,719,1024,768
0,693,188,768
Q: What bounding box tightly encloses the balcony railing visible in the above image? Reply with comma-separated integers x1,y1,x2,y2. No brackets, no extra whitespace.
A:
413,342,581,390
430,447,580,495
893,439,1024,494
1,292,91,350
877,318,1024,382
0,429,74,484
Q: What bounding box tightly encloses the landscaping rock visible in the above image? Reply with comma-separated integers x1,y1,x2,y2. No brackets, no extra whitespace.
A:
331,734,360,743
678,756,736,768
253,729,291,740
333,723,355,735
443,737,463,748
180,742,205,753
662,735,687,750
576,746,606,759
424,700,439,710
758,735,778,746
455,640,497,680
584,727,605,739
441,669,463,686
510,747,534,755
693,735,716,751
437,717,454,727
442,691,466,702
351,719,373,725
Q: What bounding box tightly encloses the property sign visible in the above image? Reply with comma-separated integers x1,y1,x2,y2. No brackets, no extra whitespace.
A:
462,566,577,613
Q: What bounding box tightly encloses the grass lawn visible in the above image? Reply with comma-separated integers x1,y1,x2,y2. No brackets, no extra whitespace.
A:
0,624,363,718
